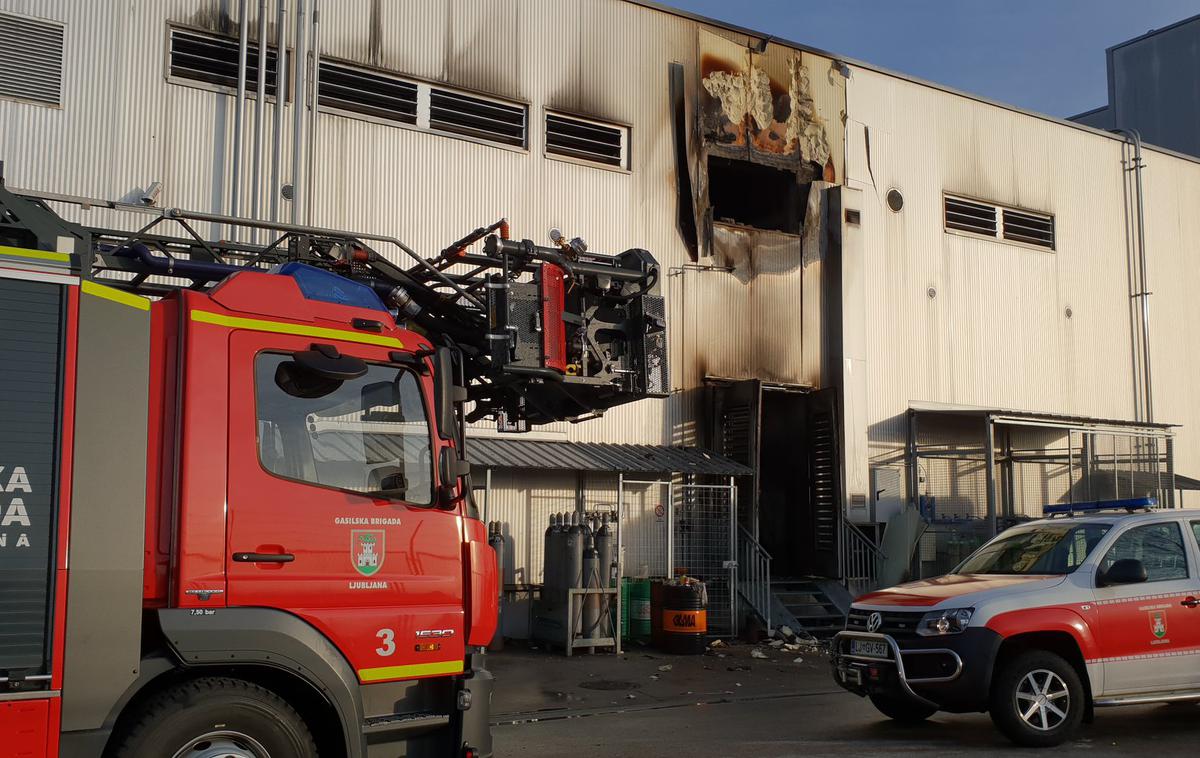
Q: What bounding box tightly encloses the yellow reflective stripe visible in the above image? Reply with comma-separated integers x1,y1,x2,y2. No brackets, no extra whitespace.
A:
190,309,404,348
81,280,151,311
358,660,464,682
0,245,71,264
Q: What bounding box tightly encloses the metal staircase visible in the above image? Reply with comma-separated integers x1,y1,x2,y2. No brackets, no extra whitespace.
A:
769,579,851,639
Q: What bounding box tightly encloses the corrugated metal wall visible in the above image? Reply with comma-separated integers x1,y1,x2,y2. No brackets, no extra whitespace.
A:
845,66,1200,507
6,0,1200,547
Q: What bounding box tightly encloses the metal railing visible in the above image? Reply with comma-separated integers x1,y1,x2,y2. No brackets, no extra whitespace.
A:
840,521,885,598
736,525,772,631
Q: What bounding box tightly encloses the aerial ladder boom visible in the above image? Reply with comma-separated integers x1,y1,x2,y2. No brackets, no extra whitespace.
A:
0,173,668,430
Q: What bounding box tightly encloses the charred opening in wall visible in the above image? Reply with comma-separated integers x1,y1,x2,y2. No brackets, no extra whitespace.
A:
707,156,808,234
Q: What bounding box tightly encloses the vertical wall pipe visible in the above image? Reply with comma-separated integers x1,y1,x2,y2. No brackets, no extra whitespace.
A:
984,416,997,537
270,0,289,221
250,0,268,221
304,1,321,224
1115,129,1153,424
231,0,250,219
290,0,309,223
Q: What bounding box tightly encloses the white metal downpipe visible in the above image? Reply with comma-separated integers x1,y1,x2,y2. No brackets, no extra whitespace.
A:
290,0,309,223
304,1,321,225
269,0,289,221
1115,128,1153,424
231,0,250,220
250,0,268,221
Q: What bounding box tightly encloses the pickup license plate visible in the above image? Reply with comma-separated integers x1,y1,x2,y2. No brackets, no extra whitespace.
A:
850,639,889,659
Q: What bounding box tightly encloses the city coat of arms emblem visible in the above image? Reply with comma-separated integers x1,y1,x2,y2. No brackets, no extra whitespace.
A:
352,530,385,576
1149,610,1167,639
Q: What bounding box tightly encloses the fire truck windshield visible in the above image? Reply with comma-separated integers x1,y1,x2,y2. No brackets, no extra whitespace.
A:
255,353,434,505
954,522,1111,575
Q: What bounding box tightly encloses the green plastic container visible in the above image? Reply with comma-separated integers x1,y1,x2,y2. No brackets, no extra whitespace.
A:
620,578,629,639
628,578,652,642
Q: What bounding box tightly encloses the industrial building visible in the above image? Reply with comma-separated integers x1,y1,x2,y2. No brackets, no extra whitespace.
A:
2,0,1198,637
1070,12,1200,159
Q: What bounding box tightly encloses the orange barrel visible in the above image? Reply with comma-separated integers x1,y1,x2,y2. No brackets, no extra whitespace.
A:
660,582,706,654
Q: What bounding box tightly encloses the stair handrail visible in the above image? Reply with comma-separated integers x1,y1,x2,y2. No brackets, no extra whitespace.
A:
840,520,885,597
843,520,886,559
736,525,772,631
737,524,773,560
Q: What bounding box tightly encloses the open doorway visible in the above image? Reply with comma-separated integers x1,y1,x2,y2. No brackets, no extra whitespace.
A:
710,380,841,578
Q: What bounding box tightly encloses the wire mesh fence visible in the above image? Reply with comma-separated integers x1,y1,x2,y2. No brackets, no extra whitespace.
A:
912,416,1174,578
616,480,671,579
673,483,736,637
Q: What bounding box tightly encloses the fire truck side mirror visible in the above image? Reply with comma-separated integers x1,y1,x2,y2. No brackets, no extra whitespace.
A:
438,447,472,507
433,347,466,441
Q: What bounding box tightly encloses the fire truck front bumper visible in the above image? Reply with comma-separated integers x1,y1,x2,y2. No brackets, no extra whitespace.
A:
830,629,1002,713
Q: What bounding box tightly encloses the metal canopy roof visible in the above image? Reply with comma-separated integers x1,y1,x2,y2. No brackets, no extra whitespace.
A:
465,437,752,476
908,401,1177,433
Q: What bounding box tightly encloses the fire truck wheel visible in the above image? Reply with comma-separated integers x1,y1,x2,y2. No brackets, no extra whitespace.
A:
868,694,937,723
113,677,318,758
989,650,1085,747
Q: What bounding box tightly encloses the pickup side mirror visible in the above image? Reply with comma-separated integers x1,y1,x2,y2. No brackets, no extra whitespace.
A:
1099,558,1148,586
433,347,468,442
438,447,471,507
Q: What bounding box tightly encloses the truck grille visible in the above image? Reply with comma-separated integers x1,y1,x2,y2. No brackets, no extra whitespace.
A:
845,609,925,639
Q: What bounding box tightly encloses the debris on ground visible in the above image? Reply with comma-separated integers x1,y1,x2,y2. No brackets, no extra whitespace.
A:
649,675,659,680
768,639,785,648
793,657,805,664
727,664,750,672
750,648,768,660
657,664,673,672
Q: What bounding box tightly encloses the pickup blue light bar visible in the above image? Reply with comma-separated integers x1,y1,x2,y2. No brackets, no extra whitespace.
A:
1043,497,1158,517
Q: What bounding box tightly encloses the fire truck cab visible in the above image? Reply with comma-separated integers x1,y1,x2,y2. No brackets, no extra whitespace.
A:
832,499,1200,747
0,198,497,756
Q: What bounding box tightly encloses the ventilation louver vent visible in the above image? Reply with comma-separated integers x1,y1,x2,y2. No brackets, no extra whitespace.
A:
319,61,417,124
429,88,525,147
944,195,1055,250
169,29,280,98
545,113,627,168
0,12,64,107
1002,208,1055,249
944,196,997,237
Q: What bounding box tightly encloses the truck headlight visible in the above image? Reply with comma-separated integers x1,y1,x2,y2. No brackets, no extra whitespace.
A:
916,608,973,636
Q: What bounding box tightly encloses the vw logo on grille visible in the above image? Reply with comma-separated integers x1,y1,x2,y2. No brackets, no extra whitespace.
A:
866,612,883,633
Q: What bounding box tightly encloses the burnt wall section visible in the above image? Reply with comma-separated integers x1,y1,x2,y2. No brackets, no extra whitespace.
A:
697,29,844,180
671,29,846,390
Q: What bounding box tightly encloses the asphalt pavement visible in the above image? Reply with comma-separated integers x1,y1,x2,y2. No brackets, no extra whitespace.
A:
488,641,1200,757
495,691,1200,757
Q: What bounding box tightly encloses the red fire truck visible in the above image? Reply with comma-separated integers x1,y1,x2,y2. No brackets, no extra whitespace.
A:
0,169,666,758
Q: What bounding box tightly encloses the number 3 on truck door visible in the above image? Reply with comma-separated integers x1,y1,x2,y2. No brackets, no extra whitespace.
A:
376,628,396,657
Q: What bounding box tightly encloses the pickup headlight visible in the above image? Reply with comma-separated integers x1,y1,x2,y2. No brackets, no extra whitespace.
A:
916,608,974,636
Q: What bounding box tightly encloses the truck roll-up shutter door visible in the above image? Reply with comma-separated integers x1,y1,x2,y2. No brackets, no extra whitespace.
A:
0,276,63,684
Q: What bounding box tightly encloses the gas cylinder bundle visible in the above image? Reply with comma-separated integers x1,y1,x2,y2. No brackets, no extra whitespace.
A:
536,511,617,650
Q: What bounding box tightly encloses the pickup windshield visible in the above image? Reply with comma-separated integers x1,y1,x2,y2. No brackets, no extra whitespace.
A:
255,353,434,505
955,522,1111,575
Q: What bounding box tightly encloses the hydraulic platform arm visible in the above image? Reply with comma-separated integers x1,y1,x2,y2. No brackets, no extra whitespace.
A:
0,176,668,430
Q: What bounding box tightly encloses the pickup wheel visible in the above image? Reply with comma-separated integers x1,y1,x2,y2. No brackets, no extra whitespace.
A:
868,693,937,723
112,677,318,758
989,650,1084,747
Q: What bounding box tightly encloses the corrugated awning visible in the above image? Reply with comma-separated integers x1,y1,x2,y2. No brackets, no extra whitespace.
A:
909,401,1177,432
464,437,752,476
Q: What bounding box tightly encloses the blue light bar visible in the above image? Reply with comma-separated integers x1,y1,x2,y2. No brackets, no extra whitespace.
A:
1043,497,1158,516
274,262,388,312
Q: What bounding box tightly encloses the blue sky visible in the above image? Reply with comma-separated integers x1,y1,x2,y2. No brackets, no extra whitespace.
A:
659,0,1200,117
